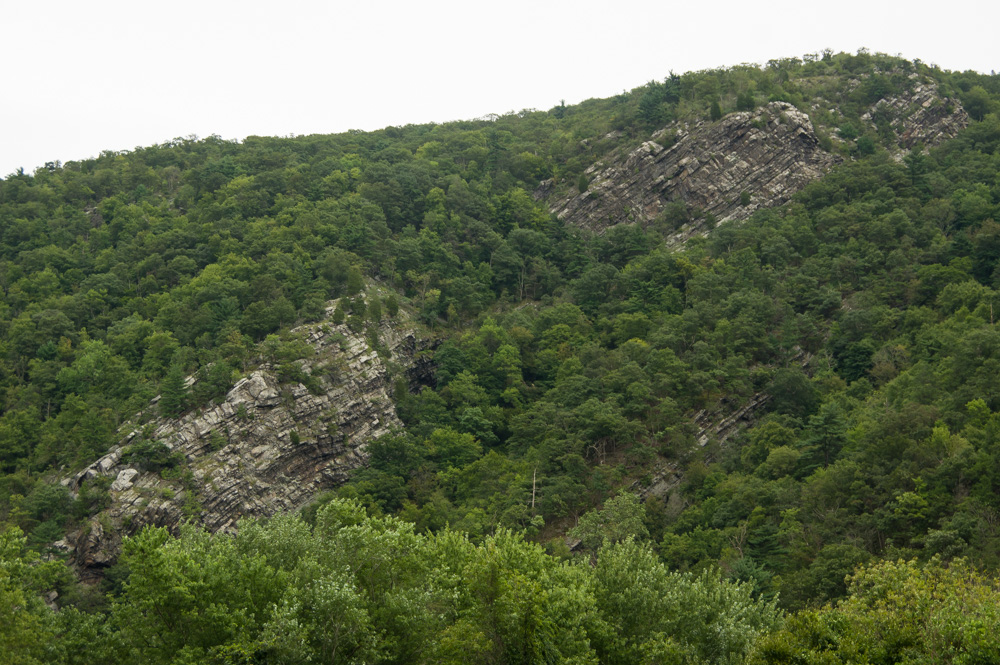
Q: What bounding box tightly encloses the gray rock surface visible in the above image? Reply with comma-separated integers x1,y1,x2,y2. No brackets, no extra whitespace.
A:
542,102,838,240
862,78,968,149
110,469,139,493
540,80,967,244
66,300,434,576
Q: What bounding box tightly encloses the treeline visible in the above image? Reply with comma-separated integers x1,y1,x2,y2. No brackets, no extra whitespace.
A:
3,501,998,664
1,499,780,664
3,50,1000,662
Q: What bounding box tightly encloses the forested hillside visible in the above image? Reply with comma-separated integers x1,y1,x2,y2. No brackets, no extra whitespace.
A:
4,50,1000,663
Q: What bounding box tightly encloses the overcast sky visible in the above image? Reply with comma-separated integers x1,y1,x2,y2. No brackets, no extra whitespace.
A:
2,0,997,178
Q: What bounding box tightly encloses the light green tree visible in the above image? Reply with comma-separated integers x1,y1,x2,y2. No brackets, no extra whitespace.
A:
593,538,781,665
754,558,1000,664
0,527,62,665
570,492,648,551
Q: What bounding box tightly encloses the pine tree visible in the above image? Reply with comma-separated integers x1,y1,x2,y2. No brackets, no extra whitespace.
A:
368,297,382,323
160,361,188,418
710,100,723,121
332,302,347,325
345,266,364,296
384,295,399,317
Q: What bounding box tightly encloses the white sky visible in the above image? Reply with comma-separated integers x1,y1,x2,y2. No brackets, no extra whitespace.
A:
2,0,997,178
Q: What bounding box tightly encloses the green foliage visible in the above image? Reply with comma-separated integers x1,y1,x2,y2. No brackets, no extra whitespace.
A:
766,369,819,418
384,294,399,317
570,492,649,551
962,85,996,121
158,360,188,418
2,51,1000,658
331,301,347,324
710,100,724,121
754,558,1000,664
120,439,181,474
736,91,756,112
23,500,780,664
593,538,781,664
0,526,66,664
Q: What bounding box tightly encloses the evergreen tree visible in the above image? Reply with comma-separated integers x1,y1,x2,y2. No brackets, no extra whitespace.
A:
384,295,399,317
345,266,364,296
368,296,382,323
159,360,188,418
710,100,723,121
332,302,347,325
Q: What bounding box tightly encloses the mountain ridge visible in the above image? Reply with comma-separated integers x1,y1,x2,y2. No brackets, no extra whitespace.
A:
539,75,967,244
2,53,1000,647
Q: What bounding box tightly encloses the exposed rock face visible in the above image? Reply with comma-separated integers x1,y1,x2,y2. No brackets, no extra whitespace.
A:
542,102,839,240
862,78,968,149
66,304,434,576
540,81,967,244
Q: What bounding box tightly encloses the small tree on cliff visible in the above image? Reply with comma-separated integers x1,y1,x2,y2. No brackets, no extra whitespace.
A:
710,100,723,121
159,360,188,418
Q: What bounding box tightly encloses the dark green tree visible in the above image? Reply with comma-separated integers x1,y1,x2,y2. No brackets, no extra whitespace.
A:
159,360,189,418
710,100,723,121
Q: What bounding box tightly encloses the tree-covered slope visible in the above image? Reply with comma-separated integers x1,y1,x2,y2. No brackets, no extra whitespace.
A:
3,49,1000,664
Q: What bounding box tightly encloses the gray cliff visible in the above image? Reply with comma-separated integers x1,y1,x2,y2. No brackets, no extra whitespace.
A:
543,102,838,239
64,300,433,575
539,79,967,243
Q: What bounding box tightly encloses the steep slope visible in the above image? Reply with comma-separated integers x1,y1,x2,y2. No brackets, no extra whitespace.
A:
63,299,433,575
542,102,838,238
55,77,971,576
540,78,967,242
865,77,969,148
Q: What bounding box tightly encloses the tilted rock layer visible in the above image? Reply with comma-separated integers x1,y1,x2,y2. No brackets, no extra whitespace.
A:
542,81,967,242
862,78,969,149
543,102,838,238
65,305,433,575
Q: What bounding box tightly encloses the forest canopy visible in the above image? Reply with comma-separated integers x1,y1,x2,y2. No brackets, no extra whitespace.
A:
3,50,1000,663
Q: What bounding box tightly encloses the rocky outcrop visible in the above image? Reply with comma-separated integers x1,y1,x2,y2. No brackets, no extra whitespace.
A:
541,102,839,240
632,349,811,502
631,393,771,502
65,301,434,576
691,392,772,449
540,80,967,244
862,77,968,149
